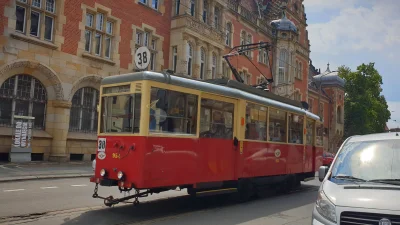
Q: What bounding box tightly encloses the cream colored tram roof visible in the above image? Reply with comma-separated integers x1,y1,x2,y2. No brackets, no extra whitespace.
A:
101,71,320,121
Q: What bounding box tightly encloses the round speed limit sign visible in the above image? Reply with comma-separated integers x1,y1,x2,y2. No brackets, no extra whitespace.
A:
135,46,151,70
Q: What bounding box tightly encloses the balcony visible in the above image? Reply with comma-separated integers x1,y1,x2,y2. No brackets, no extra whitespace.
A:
172,15,225,44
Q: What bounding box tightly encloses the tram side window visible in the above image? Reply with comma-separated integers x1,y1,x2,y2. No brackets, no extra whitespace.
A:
245,103,267,141
268,108,287,143
316,123,324,146
100,94,142,133
288,113,304,144
200,98,234,139
306,119,315,145
149,87,198,135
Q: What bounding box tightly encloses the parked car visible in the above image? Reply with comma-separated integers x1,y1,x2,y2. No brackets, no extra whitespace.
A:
312,132,400,225
322,151,334,167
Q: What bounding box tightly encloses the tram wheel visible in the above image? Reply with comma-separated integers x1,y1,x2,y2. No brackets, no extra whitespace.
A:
236,180,254,203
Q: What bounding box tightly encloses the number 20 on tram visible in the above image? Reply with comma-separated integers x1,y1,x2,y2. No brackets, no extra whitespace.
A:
90,71,323,204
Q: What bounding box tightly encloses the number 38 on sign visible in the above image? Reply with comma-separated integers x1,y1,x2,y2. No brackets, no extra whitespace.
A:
135,46,151,70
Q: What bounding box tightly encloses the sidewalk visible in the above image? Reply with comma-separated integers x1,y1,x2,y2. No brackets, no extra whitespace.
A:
0,161,93,183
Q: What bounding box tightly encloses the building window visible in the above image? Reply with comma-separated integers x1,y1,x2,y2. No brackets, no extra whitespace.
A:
320,103,324,120
175,0,180,15
308,98,313,113
200,48,206,79
214,7,220,30
240,31,246,50
69,87,99,133
15,0,56,42
172,46,178,73
278,49,288,83
203,0,208,23
152,0,158,10
187,43,193,76
85,10,114,59
0,75,47,130
212,53,217,78
246,34,252,57
225,22,232,46
135,29,158,71
190,0,195,16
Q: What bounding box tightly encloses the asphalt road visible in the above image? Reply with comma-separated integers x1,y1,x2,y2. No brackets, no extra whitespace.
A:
0,178,321,225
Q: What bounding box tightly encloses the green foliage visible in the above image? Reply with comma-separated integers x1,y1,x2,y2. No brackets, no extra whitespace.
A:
338,63,391,138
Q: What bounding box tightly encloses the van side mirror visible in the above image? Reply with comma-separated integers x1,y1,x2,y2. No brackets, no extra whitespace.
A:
319,166,329,182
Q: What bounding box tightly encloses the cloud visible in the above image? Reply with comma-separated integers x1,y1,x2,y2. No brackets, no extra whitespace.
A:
303,0,358,12
386,101,400,129
305,0,400,55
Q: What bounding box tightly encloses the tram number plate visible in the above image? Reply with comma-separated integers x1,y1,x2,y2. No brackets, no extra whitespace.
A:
98,138,106,152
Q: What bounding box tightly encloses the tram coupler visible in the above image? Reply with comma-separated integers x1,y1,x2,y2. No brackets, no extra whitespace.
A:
92,184,153,207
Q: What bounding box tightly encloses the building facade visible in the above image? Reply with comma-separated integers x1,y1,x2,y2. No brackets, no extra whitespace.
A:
0,0,343,162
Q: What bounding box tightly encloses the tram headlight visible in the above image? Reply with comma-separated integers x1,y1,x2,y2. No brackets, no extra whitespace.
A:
117,171,124,180
100,169,106,177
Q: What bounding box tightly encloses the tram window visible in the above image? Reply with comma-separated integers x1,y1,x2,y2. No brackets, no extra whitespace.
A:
316,123,324,146
100,94,142,133
268,108,287,143
288,113,304,144
245,103,267,141
306,119,315,145
149,87,198,135
200,98,234,140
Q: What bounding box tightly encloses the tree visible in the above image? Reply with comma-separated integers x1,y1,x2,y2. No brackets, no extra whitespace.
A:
338,63,391,138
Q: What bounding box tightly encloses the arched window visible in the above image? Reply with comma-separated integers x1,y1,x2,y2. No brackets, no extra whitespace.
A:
69,87,99,133
337,106,342,124
225,22,232,46
200,47,206,79
278,49,288,83
246,34,252,56
212,53,217,78
0,75,47,129
187,42,193,76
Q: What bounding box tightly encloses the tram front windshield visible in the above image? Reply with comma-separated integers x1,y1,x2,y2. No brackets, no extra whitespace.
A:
100,93,142,133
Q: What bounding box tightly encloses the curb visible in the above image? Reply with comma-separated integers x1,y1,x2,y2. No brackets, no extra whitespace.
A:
0,173,93,183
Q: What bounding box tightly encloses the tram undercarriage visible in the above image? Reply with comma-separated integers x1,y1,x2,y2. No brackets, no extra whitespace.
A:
91,172,315,207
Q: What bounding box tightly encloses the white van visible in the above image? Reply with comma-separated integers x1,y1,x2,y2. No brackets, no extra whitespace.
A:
312,132,400,225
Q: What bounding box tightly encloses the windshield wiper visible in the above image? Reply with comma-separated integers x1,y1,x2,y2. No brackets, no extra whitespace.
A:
368,179,400,185
331,175,366,182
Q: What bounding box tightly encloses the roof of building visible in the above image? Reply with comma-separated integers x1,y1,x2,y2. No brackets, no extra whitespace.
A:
270,11,298,33
101,71,320,121
313,63,345,88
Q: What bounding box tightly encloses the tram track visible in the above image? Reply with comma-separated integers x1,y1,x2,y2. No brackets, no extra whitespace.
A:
0,183,319,225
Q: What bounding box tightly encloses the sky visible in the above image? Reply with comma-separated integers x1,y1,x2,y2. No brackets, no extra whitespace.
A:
303,0,400,129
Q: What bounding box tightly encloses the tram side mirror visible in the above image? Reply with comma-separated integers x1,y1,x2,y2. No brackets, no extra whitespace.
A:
233,137,239,147
319,166,329,182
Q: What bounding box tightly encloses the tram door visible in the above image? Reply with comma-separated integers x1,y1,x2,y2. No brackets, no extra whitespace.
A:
198,94,238,182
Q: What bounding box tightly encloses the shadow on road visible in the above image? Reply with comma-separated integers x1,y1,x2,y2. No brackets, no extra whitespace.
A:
61,183,319,225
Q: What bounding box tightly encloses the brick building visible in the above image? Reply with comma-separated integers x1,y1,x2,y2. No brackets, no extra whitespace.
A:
0,0,343,162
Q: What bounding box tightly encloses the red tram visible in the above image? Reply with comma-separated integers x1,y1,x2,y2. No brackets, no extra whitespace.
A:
90,71,324,206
